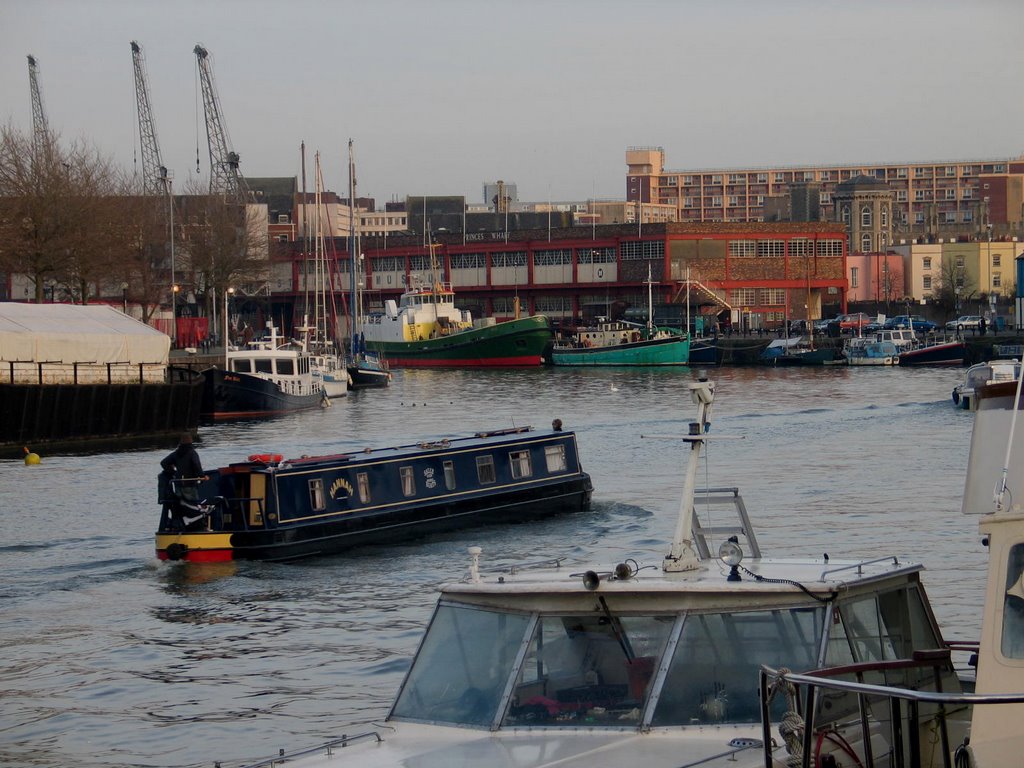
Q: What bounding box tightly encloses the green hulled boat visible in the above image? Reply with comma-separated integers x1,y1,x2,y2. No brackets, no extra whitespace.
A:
550,319,690,366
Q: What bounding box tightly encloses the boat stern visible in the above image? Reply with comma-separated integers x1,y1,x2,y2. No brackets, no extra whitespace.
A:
155,531,234,562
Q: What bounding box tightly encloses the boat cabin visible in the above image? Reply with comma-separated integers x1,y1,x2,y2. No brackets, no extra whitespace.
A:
389,549,956,735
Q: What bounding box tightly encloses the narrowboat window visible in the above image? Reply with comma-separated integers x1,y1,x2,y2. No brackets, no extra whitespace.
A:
255,358,273,374
443,460,456,490
391,604,530,727
509,450,532,480
476,455,496,484
544,444,567,472
233,359,252,373
277,358,295,376
400,466,416,497
505,614,673,728
309,478,325,511
652,608,824,726
1002,543,1024,658
357,472,370,503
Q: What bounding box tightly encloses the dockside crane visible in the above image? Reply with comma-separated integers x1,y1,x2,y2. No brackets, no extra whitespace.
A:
27,54,50,162
193,44,248,202
130,41,169,196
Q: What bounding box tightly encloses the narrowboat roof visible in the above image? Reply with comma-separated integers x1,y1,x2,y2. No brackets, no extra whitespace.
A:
235,427,563,472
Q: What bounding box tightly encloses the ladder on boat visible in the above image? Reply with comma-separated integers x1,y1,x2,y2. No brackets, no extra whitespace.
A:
690,486,761,560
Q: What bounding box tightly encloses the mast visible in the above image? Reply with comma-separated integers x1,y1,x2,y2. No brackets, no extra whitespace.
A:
646,264,654,336
348,139,358,350
685,266,691,340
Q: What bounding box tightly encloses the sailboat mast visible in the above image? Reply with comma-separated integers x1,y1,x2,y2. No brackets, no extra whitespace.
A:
646,264,654,336
348,139,357,347
685,266,691,339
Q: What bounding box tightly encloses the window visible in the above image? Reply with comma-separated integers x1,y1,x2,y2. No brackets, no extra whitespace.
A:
277,234,288,242
392,604,531,727
1002,544,1024,658
896,168,908,178
711,174,722,184
861,206,872,228
255,358,273,374
945,189,957,200
509,450,532,479
760,288,786,305
945,166,956,177
956,256,965,268
861,233,872,252
851,267,859,289
757,173,768,183
789,239,812,257
993,273,1002,288
534,249,572,266
923,275,932,290
450,253,487,269
476,455,496,484
730,288,757,306
544,444,567,472
577,247,616,264
993,254,1002,267
357,472,370,503
841,205,850,224
620,241,664,261
400,466,416,497
711,195,723,207
309,479,325,511
818,240,844,257
962,189,973,199
728,173,744,184
896,190,907,202
728,196,739,206
233,358,252,373
757,240,785,257
443,460,456,490
881,207,888,227
923,257,932,270
774,172,786,183
729,240,757,257
277,359,295,376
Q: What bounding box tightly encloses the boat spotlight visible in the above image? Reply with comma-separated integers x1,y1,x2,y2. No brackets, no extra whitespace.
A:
719,536,743,582
582,570,601,590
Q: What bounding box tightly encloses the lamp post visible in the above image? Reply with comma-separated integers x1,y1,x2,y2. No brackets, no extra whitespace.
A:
223,287,234,369
171,284,180,347
121,282,128,314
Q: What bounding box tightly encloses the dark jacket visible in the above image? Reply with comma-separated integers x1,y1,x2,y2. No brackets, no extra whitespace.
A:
161,442,203,484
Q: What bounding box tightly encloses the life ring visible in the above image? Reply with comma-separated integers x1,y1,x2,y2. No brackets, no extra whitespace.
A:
248,453,283,464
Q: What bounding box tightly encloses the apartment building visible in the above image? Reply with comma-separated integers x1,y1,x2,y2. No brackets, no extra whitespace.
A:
626,147,1024,230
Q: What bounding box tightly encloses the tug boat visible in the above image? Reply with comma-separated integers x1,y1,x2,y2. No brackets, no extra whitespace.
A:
156,426,591,562
221,377,974,768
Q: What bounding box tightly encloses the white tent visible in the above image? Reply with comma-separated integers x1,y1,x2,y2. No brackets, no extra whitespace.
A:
0,303,171,384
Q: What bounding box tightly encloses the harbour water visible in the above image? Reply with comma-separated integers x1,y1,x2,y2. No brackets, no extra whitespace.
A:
0,365,983,767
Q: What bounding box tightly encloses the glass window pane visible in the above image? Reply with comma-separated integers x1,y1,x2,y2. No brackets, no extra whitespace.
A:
1003,544,1024,658
443,460,456,490
653,608,824,726
277,359,295,375
477,455,496,484
504,615,672,728
544,445,567,472
392,605,530,726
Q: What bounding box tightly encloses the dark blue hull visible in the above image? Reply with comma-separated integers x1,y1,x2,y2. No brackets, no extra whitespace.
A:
157,427,592,561
201,368,325,419
897,341,965,366
688,340,718,365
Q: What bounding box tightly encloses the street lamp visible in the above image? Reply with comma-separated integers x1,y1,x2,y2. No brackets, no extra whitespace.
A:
121,282,128,314
172,284,180,347
223,287,234,369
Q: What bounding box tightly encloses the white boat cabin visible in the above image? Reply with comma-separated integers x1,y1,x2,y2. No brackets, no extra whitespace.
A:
362,282,474,343
226,323,322,397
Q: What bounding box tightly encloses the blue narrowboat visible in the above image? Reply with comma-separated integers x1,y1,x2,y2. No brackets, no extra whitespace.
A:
156,426,592,562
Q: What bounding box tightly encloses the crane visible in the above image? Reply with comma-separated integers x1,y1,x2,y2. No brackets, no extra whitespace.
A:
130,41,168,196
193,44,247,202
27,54,50,162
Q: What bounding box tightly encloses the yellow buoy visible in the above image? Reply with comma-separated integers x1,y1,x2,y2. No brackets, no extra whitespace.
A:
23,446,41,465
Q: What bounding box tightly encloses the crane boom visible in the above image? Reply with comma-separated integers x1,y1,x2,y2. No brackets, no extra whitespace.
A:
193,44,247,201
131,41,167,196
27,54,50,161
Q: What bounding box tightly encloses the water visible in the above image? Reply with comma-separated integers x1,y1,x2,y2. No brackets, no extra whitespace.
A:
0,365,982,767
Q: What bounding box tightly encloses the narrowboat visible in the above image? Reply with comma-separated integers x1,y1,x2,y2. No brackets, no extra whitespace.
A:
200,323,329,419
156,426,592,562
214,377,979,768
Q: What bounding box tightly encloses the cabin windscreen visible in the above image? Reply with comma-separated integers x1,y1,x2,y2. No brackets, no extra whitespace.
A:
1004,544,1024,659
651,607,825,726
391,604,530,727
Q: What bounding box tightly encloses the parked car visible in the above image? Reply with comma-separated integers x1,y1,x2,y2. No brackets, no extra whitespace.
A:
946,315,983,331
812,318,833,334
884,315,938,332
863,321,886,333
837,312,873,332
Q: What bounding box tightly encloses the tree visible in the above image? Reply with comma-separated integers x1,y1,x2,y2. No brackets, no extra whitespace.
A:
931,257,977,319
175,183,268,323
0,124,121,303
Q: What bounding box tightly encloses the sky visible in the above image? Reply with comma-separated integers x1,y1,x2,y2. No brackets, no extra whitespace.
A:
2,0,1023,207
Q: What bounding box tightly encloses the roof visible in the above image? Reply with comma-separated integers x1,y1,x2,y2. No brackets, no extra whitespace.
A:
0,303,170,368
834,174,892,194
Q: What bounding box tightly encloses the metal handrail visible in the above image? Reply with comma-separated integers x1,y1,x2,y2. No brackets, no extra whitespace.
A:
232,730,385,768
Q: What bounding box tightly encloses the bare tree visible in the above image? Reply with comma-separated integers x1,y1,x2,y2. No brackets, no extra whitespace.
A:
0,124,121,303
175,183,268,321
932,257,977,319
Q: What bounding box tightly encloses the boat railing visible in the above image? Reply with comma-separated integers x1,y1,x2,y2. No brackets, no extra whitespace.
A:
233,730,385,768
758,659,1024,768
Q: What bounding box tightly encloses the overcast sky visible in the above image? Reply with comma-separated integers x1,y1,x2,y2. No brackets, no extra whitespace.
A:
2,0,1022,207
